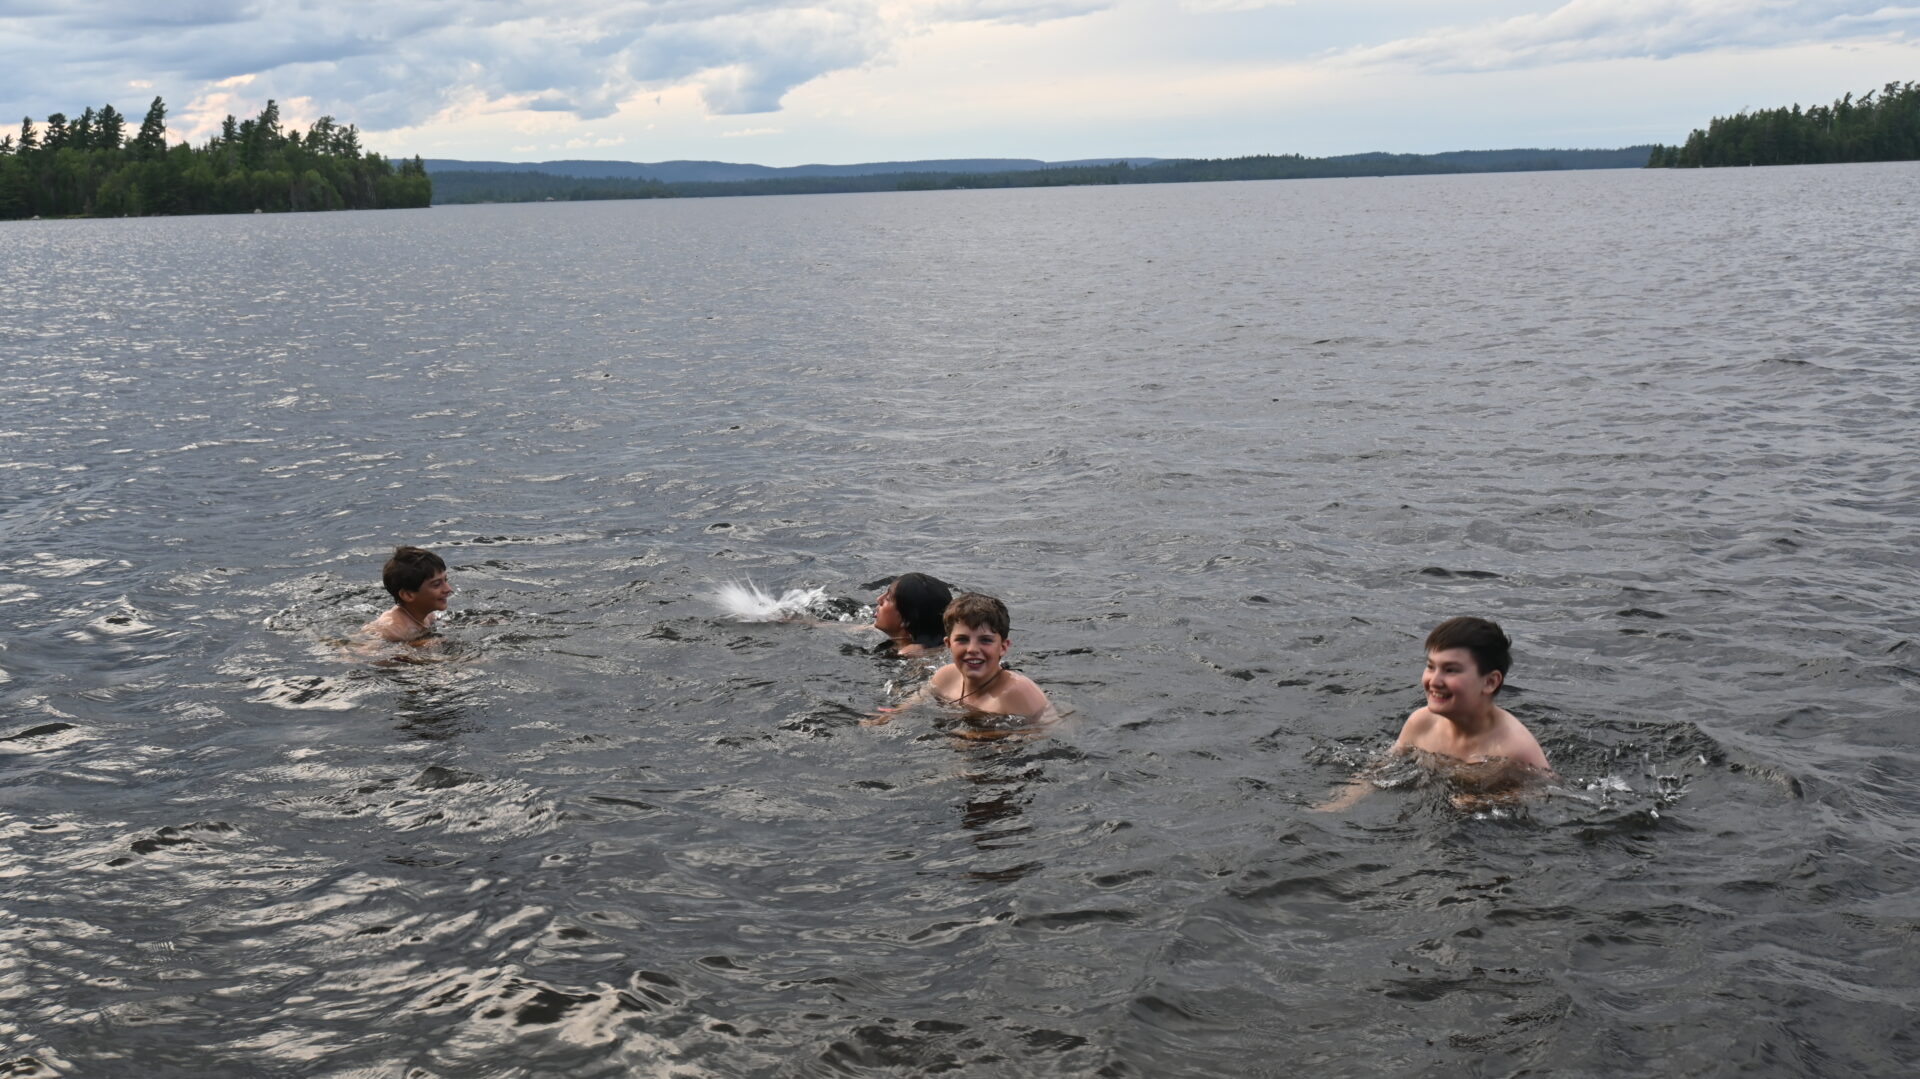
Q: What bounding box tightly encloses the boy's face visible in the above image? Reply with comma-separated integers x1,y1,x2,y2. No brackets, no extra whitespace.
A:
401,571,453,613
1422,646,1500,718
945,621,1010,682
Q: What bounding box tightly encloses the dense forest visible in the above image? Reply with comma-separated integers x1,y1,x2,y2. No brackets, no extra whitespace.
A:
1647,81,1919,167
0,98,431,219
431,146,1652,205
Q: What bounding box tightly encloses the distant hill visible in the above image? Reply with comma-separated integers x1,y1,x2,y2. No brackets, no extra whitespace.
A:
422,157,1163,183
426,146,1658,206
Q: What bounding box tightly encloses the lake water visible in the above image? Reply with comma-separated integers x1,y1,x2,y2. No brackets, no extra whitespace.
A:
3,163,1917,1077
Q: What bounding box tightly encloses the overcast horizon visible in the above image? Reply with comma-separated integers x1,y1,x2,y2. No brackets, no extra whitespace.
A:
4,2,1916,166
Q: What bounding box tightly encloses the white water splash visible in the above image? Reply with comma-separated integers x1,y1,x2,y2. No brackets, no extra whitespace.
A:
712,581,829,622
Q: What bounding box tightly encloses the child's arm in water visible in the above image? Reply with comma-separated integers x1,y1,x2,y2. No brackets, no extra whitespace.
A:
1314,773,1378,812
863,687,926,725
1314,711,1425,812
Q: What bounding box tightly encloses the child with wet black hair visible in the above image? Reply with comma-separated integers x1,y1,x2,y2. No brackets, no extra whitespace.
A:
869,572,952,656
360,545,452,644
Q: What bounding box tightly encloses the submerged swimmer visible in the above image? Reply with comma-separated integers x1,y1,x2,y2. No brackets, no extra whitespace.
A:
1317,616,1549,811
715,573,949,658
865,592,1052,733
359,545,452,645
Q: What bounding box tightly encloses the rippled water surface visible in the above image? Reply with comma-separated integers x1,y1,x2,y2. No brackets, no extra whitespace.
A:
4,164,1918,1077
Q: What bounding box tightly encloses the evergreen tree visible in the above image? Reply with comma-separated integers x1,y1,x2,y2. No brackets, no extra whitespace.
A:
96,104,126,150
132,96,168,158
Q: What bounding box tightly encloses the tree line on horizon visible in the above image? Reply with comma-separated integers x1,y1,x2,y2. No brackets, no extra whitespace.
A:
0,98,431,219
1646,81,1919,167
430,146,1652,205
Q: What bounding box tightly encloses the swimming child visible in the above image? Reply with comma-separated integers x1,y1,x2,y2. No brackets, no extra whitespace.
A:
359,545,452,644
867,592,1050,725
1317,616,1548,810
868,572,952,657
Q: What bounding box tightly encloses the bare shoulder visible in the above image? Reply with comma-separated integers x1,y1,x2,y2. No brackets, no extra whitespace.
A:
928,662,963,701
1391,707,1440,751
360,609,407,643
998,671,1050,716
1495,709,1550,770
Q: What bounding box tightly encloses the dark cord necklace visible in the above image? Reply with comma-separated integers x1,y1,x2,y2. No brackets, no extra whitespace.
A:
956,668,1004,704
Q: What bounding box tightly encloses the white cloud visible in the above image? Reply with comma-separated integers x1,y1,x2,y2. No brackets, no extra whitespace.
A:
3,0,1915,160
1335,0,1920,72
0,0,1112,134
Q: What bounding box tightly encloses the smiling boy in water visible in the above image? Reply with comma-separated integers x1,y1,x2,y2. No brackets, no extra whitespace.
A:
1318,616,1547,810
360,545,453,644
865,592,1050,725
1393,616,1547,769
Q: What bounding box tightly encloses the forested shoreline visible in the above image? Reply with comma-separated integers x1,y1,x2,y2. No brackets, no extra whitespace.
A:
1646,81,1919,167
0,98,430,219
431,146,1652,205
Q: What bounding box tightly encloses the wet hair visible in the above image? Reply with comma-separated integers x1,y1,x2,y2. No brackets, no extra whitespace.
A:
1425,616,1512,693
890,572,953,648
382,545,446,601
943,592,1011,639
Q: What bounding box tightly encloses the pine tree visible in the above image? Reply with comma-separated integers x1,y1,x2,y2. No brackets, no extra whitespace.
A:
96,104,126,150
132,97,168,158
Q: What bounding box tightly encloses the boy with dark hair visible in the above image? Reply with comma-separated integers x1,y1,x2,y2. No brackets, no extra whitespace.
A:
1317,616,1547,811
360,545,452,643
927,593,1050,716
1392,616,1544,768
865,592,1050,724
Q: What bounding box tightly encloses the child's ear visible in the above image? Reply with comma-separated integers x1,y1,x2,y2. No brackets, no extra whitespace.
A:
1485,668,1503,694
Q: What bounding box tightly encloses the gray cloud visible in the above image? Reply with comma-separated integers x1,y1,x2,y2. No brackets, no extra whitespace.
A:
0,0,1110,130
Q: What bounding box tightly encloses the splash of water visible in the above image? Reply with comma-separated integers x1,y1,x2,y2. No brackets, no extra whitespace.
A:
712,581,830,622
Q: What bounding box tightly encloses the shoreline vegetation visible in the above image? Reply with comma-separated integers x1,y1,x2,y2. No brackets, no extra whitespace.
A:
5,79,1912,220
0,98,430,220
428,147,1654,205
1646,81,1918,168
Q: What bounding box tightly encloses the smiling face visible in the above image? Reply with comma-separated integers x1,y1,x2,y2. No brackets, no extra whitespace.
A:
945,621,1011,685
401,570,453,614
1422,646,1501,720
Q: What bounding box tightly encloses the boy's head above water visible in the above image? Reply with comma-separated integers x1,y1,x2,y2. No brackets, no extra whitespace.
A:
943,591,1010,639
382,545,447,603
922,591,1050,718
1423,616,1511,699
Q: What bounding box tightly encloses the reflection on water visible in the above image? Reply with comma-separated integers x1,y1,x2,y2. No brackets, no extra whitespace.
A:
4,164,1919,1075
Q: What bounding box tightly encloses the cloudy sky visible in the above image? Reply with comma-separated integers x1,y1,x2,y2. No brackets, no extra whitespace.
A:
4,1,1916,164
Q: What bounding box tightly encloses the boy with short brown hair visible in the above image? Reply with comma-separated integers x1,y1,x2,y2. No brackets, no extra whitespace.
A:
1317,616,1547,811
360,545,452,643
865,592,1051,724
926,593,1049,717
1392,616,1547,769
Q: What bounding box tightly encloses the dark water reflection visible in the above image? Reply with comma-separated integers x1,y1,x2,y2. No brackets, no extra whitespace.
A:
4,163,1919,1076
